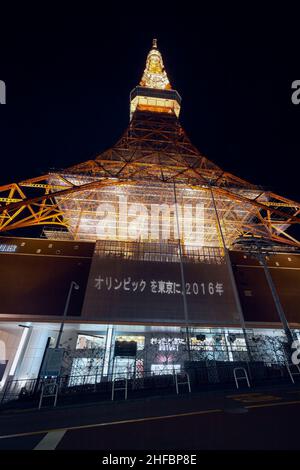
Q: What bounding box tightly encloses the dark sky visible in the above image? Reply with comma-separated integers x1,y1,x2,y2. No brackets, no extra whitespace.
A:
0,8,300,237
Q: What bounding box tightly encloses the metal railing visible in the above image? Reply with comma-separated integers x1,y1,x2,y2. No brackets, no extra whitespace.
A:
0,369,177,405
94,240,225,264
0,360,296,407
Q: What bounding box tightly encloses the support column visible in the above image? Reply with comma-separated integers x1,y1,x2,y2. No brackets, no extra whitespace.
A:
209,186,253,365
173,182,191,362
102,325,114,378
257,251,294,347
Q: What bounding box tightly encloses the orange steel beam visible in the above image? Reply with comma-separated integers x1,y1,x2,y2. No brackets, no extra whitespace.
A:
0,173,299,246
0,178,292,222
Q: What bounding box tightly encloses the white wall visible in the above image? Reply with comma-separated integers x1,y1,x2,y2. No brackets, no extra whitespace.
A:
0,327,23,391
15,328,51,380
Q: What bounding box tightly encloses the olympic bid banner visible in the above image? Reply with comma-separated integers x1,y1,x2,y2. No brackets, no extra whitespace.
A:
82,255,240,325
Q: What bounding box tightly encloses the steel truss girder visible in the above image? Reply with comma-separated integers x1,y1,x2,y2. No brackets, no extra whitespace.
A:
0,175,299,247
0,110,299,248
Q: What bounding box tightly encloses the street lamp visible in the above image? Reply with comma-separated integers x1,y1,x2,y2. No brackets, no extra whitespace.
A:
55,281,79,349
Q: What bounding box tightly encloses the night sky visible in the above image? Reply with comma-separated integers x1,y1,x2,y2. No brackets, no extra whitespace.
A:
0,8,300,237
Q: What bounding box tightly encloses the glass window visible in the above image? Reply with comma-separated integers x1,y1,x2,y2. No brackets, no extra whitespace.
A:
115,335,145,351
151,364,180,375
76,334,105,350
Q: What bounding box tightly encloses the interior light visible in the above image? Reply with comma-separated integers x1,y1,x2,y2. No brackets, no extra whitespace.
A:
9,327,30,376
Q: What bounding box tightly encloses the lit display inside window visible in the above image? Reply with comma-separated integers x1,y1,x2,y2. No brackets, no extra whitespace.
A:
69,357,103,386
76,334,105,350
115,335,145,351
151,364,180,375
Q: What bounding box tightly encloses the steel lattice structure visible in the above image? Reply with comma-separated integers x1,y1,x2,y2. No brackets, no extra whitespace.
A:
0,40,299,249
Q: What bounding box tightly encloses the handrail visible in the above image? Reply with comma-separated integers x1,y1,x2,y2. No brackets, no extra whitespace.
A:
175,371,191,395
38,380,59,409
111,376,128,401
233,367,250,389
286,363,300,384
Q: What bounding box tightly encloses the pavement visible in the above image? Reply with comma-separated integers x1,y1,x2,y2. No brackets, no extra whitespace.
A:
1,383,300,450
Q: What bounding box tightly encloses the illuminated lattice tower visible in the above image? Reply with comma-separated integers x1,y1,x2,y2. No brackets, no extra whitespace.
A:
1,40,300,250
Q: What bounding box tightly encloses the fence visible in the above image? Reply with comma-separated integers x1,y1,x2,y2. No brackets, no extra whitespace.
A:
0,369,177,405
0,360,294,407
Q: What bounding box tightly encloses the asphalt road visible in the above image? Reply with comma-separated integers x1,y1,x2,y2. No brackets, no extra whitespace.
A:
1,385,300,450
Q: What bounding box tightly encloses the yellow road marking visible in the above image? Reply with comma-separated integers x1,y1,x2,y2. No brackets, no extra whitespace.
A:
246,400,300,410
227,393,281,403
2,399,300,442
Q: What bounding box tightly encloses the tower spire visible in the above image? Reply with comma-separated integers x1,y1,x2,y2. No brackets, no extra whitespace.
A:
130,39,181,120
140,39,171,90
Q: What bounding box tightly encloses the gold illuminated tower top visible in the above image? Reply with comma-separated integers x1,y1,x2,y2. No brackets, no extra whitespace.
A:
130,39,181,120
140,38,171,90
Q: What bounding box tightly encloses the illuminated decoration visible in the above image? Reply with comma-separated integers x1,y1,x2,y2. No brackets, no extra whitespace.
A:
0,40,299,251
